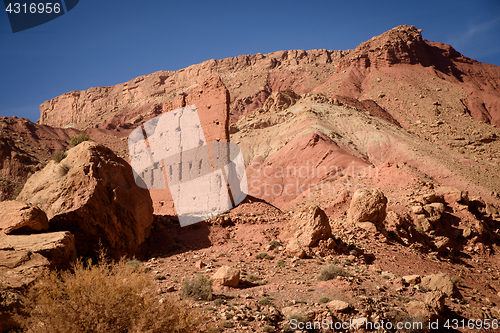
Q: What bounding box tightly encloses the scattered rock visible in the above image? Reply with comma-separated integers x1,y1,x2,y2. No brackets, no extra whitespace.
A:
195,260,206,269
286,238,306,259
288,206,331,247
402,275,421,285
326,300,350,312
411,205,424,214
347,188,387,225
0,250,49,289
421,273,460,298
281,305,315,321
423,203,445,220
357,221,378,233
434,236,451,252
435,186,468,205
425,290,446,313
0,231,76,269
405,300,432,321
212,266,240,287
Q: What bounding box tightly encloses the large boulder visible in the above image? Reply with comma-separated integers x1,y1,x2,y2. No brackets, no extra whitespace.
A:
0,231,76,333
0,231,76,270
288,206,331,248
212,266,240,287
0,200,49,235
0,250,50,289
17,141,154,258
347,188,388,225
421,273,460,298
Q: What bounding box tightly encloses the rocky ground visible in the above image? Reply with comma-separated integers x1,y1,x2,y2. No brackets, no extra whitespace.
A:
136,185,500,332
1,25,500,332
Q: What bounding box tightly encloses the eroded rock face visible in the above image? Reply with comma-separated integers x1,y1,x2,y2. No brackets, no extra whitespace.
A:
0,250,50,289
17,141,154,258
0,231,76,333
0,200,49,235
347,188,388,225
262,90,301,113
288,206,331,248
0,231,76,269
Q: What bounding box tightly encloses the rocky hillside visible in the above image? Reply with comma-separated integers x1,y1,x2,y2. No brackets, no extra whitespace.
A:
2,25,500,332
0,117,81,200
39,25,500,131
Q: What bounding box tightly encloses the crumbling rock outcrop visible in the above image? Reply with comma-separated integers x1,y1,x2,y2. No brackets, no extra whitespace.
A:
285,206,332,258
0,231,76,271
0,200,48,235
17,141,154,258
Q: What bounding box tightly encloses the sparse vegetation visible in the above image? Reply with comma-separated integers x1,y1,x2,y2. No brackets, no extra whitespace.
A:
318,297,330,304
127,258,142,270
221,321,234,328
58,164,71,176
269,240,281,249
288,313,309,325
415,226,425,234
255,252,274,260
318,265,350,281
68,133,90,146
246,273,259,282
15,251,203,333
258,297,273,306
276,259,285,267
255,280,267,286
262,325,275,332
451,275,461,286
214,298,224,306
182,274,213,301
53,150,67,163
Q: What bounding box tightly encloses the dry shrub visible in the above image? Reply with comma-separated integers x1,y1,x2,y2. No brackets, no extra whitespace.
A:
16,252,204,333
52,150,67,163
68,133,90,146
181,275,213,301
317,265,350,281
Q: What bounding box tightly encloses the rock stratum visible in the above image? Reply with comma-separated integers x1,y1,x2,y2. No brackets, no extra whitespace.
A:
38,25,500,130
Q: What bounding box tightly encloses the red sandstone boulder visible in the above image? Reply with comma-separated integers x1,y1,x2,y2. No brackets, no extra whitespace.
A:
17,141,154,258
0,201,49,235
347,188,388,225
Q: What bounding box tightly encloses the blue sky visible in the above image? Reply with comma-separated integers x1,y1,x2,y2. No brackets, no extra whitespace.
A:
1,0,499,123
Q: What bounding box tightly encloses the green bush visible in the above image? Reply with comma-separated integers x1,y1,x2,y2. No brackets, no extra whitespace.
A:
68,133,90,146
182,274,213,301
214,298,224,306
288,313,309,325
318,297,330,304
317,265,350,281
255,253,274,260
269,240,281,249
258,297,273,306
15,252,203,333
53,150,67,163
221,321,234,328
